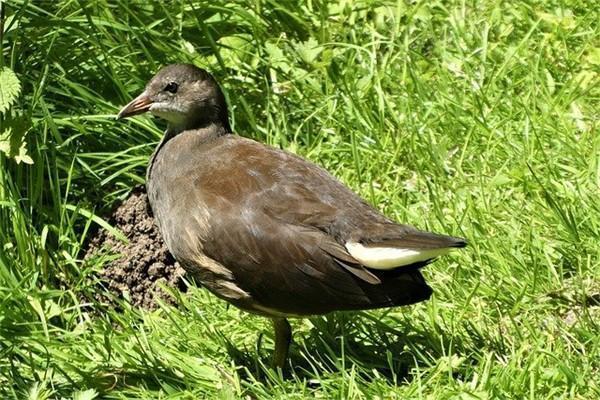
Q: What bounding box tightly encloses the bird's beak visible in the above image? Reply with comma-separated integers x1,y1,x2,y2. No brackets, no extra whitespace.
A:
117,92,153,120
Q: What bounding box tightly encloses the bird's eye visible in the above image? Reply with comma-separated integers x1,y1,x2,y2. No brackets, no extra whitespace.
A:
164,82,178,93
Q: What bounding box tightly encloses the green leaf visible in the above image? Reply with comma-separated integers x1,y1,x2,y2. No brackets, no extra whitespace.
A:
14,141,34,165
0,116,34,164
0,127,10,155
218,34,253,65
0,67,21,113
585,47,600,66
265,41,291,72
72,389,99,400
295,37,323,65
537,9,576,29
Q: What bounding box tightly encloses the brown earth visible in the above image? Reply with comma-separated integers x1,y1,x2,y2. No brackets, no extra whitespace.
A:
85,187,186,310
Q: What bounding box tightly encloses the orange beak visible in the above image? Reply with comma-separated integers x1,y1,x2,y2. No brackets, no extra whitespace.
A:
117,92,153,119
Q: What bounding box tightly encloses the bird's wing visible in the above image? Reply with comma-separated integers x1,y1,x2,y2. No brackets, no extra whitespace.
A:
200,136,465,268
196,200,429,315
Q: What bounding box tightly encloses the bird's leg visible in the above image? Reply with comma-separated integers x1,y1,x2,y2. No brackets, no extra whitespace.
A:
271,317,292,369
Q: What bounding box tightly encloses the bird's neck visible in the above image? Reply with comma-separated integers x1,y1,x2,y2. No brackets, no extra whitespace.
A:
166,120,230,138
167,98,232,135
146,122,229,183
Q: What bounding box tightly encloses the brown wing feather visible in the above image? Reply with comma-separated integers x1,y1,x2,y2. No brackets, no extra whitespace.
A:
220,137,465,251
198,204,427,315
358,224,467,249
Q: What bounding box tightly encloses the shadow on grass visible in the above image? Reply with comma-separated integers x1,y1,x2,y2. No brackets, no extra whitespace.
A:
222,311,471,385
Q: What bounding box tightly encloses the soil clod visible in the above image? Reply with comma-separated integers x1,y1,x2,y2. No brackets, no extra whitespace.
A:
85,187,186,310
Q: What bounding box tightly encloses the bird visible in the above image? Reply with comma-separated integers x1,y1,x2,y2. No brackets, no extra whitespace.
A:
117,63,466,369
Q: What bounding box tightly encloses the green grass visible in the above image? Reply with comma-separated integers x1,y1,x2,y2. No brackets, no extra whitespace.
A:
1,0,599,398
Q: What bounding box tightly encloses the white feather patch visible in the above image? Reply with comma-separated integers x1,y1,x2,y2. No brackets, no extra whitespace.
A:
345,242,452,270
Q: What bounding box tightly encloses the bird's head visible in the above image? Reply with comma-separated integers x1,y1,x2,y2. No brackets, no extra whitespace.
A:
117,64,230,132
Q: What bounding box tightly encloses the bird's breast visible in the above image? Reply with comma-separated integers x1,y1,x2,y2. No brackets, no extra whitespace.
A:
145,134,257,304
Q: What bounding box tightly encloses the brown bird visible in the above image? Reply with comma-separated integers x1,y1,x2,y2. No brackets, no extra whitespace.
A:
117,64,466,369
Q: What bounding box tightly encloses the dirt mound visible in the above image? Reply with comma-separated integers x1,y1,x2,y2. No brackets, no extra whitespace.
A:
85,187,186,310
